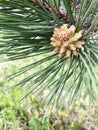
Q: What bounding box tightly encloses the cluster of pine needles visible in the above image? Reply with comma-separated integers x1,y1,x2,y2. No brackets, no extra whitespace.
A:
0,0,98,105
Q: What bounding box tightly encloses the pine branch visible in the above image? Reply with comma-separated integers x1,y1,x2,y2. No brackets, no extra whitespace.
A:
0,0,98,105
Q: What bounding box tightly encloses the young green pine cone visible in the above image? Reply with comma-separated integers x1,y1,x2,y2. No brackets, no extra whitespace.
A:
50,24,85,58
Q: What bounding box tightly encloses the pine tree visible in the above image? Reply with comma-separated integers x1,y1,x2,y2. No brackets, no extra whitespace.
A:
0,0,98,105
